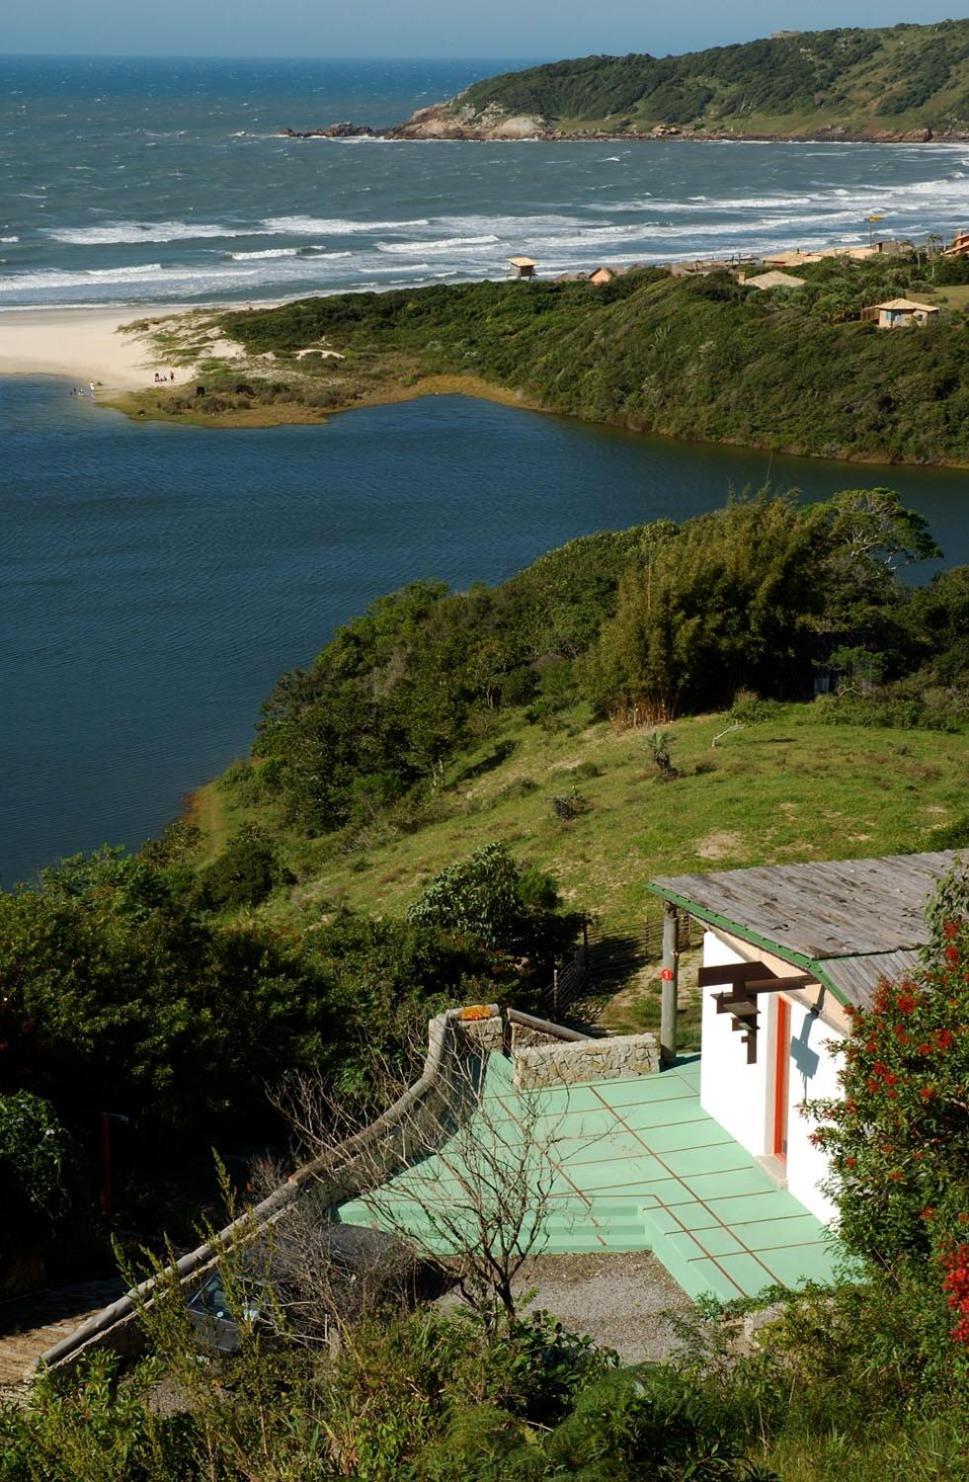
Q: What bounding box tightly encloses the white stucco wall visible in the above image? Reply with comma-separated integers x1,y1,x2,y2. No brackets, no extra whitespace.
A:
784,1000,843,1224
699,933,770,1156
699,930,845,1225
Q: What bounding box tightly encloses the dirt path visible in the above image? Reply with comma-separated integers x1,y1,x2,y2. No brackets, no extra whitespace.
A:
0,1279,124,1395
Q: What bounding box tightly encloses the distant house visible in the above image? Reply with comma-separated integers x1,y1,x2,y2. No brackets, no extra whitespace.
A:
861,297,940,329
588,266,616,285
508,256,536,279
764,249,826,269
649,851,958,1223
943,229,969,257
741,269,806,291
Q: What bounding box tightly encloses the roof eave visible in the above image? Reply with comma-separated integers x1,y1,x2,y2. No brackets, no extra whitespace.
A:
645,881,848,1005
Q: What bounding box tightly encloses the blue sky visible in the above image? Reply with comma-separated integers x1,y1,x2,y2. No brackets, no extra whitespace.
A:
1,1,962,59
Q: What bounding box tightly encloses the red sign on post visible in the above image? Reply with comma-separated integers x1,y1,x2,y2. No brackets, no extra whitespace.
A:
660,968,674,981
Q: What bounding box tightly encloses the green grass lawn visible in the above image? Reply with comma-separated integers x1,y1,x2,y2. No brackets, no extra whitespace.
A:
195,703,968,942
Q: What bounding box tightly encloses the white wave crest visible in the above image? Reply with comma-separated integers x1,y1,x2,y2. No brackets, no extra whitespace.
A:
0,263,165,292
47,220,264,245
261,215,430,235
376,234,500,256
229,247,301,261
0,235,18,243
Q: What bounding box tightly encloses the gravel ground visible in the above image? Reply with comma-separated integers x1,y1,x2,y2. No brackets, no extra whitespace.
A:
511,1252,694,1363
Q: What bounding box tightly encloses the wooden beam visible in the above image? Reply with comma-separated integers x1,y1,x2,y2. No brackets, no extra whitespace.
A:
715,994,757,1017
697,962,767,989
746,975,815,995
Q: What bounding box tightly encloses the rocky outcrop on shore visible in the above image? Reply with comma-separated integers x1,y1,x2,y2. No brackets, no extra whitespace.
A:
278,108,958,145
279,122,376,139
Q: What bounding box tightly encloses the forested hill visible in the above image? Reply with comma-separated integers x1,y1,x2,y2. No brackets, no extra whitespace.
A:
394,20,969,140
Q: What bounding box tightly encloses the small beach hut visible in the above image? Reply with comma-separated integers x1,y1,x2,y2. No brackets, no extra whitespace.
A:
508,256,536,279
588,266,615,285
861,297,939,329
649,851,959,1223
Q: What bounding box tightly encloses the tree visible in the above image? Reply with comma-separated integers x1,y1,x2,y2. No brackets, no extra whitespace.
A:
405,843,582,975
585,493,829,719
822,488,941,573
279,1037,577,1326
810,858,969,1369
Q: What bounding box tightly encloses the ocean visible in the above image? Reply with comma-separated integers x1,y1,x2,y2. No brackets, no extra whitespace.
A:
5,56,969,307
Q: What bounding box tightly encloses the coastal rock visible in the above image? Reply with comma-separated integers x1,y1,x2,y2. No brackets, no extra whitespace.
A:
279,122,376,139
387,102,548,141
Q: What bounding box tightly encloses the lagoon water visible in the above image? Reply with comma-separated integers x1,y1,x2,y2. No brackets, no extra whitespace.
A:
3,375,969,886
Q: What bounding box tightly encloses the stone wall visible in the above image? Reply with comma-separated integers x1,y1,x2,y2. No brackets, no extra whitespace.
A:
513,1032,659,1089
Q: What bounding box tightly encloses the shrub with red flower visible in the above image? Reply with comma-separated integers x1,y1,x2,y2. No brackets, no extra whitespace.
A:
942,1244,969,1344
807,861,969,1357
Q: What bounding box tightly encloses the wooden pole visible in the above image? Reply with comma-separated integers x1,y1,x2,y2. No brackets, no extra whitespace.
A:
660,902,679,1067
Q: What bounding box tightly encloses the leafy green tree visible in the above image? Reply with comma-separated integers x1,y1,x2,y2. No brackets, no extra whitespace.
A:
585,494,828,718
406,843,580,973
199,825,292,911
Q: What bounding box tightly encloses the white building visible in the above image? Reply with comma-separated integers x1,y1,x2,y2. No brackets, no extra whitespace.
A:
649,852,958,1224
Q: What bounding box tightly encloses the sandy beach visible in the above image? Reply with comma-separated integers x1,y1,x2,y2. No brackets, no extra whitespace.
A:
0,303,249,394
0,306,172,391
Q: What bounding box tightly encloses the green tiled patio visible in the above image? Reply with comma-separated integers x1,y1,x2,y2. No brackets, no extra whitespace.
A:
337,1055,843,1303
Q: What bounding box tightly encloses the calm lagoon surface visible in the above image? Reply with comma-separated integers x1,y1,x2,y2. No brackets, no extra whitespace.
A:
3,375,969,886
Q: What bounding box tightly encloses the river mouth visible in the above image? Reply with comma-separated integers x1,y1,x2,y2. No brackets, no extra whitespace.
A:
2,377,967,887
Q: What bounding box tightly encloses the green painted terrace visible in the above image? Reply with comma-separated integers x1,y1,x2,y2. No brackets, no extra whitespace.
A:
337,1056,844,1303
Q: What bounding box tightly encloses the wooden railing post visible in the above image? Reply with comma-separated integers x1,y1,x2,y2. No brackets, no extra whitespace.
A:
660,902,679,1068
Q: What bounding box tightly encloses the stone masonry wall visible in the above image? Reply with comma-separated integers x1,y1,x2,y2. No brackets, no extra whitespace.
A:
513,1033,659,1090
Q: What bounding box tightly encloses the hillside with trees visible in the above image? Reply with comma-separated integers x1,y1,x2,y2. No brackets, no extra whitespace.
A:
398,20,969,140
134,250,969,467
2,493,969,1474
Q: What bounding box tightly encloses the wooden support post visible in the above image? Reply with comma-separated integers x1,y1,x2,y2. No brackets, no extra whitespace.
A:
660,902,679,1067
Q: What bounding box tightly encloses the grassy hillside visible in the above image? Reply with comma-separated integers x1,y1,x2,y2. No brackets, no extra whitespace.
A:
129,252,969,466
194,701,969,943
443,20,969,139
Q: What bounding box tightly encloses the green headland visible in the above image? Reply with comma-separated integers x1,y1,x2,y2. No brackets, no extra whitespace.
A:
117,248,969,466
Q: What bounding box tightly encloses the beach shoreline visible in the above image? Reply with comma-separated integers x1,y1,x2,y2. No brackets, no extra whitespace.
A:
0,306,178,392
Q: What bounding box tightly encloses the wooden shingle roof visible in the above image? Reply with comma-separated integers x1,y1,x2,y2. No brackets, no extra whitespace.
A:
648,851,961,1007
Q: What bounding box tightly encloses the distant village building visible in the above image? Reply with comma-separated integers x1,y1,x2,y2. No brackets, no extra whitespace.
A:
861,297,940,329
588,266,616,285
942,229,969,257
764,250,827,269
741,269,806,291
508,256,536,279
650,851,958,1224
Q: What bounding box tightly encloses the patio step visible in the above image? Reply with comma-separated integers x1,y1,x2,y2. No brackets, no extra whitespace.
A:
639,1207,748,1303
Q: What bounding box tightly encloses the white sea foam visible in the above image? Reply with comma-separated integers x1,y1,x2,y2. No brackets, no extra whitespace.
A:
0,236,19,243
228,247,302,260
0,263,166,291
47,220,265,245
376,234,500,255
261,215,431,235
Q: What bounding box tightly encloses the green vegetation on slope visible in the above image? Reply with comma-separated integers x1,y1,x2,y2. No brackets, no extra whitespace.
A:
233,491,950,846
142,251,969,464
449,20,969,137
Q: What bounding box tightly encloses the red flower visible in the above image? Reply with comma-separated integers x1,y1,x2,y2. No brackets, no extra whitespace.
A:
944,945,960,966
921,1206,935,1220
936,1029,955,1052
919,1086,936,1101
897,993,917,1015
943,920,960,940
